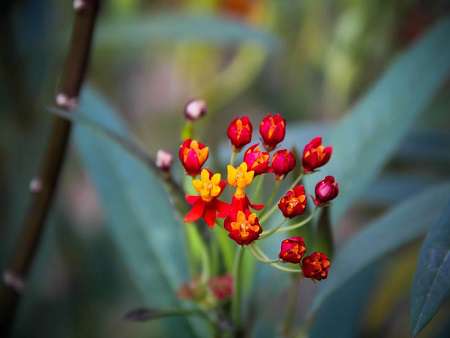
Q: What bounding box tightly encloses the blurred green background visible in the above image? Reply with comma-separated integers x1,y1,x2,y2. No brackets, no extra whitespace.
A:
1,0,450,337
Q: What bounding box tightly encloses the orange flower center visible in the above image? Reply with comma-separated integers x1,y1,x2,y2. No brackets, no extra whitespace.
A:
286,194,306,213
192,169,222,202
183,140,209,163
304,145,325,161
230,211,260,239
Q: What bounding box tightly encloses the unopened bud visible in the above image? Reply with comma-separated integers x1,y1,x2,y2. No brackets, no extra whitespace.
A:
184,99,207,121
73,0,85,11
156,150,173,171
56,93,78,111
3,270,25,293
29,177,43,193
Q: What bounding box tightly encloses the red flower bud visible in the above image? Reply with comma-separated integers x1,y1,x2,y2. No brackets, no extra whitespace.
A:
243,144,270,175
208,274,234,301
227,116,253,150
259,113,286,150
314,176,339,206
271,149,296,179
279,237,306,263
155,149,173,172
178,139,209,176
302,252,331,280
278,185,307,218
302,136,332,172
184,99,207,121
224,211,262,245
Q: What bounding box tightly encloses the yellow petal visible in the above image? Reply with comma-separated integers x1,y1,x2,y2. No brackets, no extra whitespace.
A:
200,169,209,182
211,185,221,197
211,173,221,185
227,165,236,185
245,170,254,184
192,179,203,192
239,162,248,172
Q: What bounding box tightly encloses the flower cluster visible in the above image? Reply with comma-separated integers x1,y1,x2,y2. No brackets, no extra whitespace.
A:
278,237,331,280
178,112,339,281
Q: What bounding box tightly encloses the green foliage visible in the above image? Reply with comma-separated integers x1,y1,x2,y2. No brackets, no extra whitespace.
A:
288,17,450,223
311,182,450,314
410,199,450,336
73,87,204,337
96,14,280,51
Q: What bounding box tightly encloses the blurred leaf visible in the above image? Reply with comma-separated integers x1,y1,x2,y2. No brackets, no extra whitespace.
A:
73,86,205,337
124,307,203,322
410,199,450,336
96,14,280,51
314,207,334,258
311,182,450,314
288,17,450,223
309,264,380,338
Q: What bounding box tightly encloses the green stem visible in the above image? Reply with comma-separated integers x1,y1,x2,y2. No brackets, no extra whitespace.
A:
273,211,316,235
230,148,238,166
266,179,281,207
250,244,302,273
252,174,265,202
288,172,304,191
259,219,288,240
232,246,245,330
248,245,280,264
259,172,305,223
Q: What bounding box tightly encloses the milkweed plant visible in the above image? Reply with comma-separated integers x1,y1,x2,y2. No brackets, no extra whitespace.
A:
127,99,339,337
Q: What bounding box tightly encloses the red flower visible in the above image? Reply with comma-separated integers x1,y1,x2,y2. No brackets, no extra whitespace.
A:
271,149,296,179
278,185,307,218
208,274,234,301
179,139,209,176
227,116,253,150
302,252,331,280
243,144,270,175
224,211,262,245
184,169,228,227
259,113,286,150
314,176,339,206
279,237,307,264
302,136,332,173
226,195,264,218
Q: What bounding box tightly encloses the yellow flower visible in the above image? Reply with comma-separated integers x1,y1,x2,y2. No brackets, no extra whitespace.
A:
227,162,254,198
192,169,222,202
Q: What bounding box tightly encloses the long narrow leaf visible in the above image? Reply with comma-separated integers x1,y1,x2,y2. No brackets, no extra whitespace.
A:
311,182,450,314
410,199,450,336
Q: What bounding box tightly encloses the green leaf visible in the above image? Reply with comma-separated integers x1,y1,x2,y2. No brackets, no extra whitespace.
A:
410,199,450,336
124,307,204,322
288,17,450,223
314,207,334,258
310,182,450,314
309,264,380,338
73,86,205,337
96,14,280,51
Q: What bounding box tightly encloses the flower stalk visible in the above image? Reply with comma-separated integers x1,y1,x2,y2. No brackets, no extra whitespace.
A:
232,246,245,333
0,2,100,336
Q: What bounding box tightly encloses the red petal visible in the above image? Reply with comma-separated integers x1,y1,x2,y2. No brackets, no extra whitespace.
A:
184,200,205,223
204,206,217,227
251,202,264,210
186,195,200,205
216,200,231,218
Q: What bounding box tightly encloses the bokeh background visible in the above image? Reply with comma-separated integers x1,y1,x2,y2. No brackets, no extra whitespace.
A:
1,0,450,337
